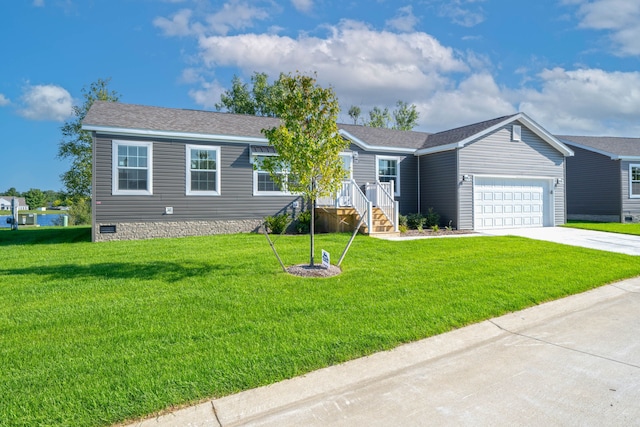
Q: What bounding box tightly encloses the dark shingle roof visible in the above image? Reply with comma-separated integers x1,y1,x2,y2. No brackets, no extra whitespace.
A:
420,114,518,149
556,135,640,157
83,101,281,139
338,124,429,149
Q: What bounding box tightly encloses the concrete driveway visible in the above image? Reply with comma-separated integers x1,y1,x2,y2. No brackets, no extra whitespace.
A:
129,277,640,427
481,226,640,256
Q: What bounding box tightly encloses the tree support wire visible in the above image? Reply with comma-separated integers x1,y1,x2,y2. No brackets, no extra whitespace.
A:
262,223,288,272
337,209,366,267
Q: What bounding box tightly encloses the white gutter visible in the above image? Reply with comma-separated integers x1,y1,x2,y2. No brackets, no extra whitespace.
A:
81,125,270,144
338,129,416,154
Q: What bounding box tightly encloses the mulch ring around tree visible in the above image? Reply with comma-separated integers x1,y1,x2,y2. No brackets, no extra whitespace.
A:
287,264,342,278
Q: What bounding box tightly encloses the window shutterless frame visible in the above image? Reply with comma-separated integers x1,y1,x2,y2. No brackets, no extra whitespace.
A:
112,140,153,195
185,144,221,196
375,155,401,196
630,164,640,198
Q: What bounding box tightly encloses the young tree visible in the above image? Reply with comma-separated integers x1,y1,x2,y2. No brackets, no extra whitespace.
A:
57,78,120,200
366,106,391,128
357,101,420,130
261,72,349,267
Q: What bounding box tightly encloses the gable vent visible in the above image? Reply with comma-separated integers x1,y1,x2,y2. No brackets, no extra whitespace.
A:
512,125,522,141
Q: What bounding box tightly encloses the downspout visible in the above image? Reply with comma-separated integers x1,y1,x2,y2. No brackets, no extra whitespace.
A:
417,155,421,214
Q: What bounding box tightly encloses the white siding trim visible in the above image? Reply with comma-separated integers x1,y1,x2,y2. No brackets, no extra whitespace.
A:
629,164,640,199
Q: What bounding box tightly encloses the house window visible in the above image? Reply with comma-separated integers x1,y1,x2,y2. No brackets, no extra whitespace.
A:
112,141,153,195
630,164,640,198
376,156,400,196
186,145,220,196
253,155,289,195
340,152,353,180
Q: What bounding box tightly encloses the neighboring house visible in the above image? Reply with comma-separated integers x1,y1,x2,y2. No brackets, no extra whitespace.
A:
0,197,29,211
558,135,640,223
82,101,573,242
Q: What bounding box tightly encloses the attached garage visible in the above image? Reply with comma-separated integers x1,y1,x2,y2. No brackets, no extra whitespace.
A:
473,177,553,229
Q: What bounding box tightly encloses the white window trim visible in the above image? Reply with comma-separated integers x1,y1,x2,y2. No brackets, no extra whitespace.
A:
375,155,401,196
252,154,292,196
340,152,354,180
112,140,153,196
186,144,221,196
630,164,640,198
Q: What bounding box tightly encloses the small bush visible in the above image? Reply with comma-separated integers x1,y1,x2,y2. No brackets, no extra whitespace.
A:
398,214,408,228
406,213,425,231
399,224,408,233
425,207,440,228
431,224,439,232
295,210,311,234
265,213,290,234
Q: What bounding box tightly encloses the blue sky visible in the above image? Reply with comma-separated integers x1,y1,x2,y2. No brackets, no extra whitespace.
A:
1,0,639,192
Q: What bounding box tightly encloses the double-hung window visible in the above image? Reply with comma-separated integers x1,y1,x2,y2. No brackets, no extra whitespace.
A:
376,155,400,196
186,145,220,196
630,164,640,198
112,141,153,195
253,154,289,195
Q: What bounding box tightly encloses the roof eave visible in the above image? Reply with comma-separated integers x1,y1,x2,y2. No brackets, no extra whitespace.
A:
559,139,624,160
414,142,461,156
81,124,269,144
338,129,417,154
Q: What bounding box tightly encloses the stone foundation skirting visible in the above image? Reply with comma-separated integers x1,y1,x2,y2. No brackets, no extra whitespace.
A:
567,214,622,223
94,219,263,242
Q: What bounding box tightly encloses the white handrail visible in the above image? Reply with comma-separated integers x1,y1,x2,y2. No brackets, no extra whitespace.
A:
316,180,371,232
373,180,397,230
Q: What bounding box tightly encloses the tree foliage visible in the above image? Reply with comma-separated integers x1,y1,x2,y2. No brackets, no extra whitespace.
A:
4,187,20,197
350,100,420,130
57,78,120,200
215,72,283,117
24,188,46,209
261,72,349,266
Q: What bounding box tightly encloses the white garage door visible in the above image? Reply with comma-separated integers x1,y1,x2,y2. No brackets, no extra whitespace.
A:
474,178,551,230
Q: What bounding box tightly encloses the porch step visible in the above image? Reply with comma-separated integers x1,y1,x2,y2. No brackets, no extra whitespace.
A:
362,207,396,235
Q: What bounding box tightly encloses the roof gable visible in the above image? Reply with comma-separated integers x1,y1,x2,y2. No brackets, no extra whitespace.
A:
415,113,573,157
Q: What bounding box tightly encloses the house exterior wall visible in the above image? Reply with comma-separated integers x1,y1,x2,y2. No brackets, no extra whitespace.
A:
418,150,458,227
457,123,566,229
565,145,621,222
621,160,640,222
93,133,301,241
350,144,418,214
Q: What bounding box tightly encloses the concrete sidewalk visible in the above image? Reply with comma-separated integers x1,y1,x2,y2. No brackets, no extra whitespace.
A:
127,277,640,427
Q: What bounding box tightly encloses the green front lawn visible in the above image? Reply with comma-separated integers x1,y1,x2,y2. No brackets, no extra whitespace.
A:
564,221,640,236
2,227,640,426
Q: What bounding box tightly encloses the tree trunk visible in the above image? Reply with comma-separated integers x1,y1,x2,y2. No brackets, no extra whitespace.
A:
310,198,315,267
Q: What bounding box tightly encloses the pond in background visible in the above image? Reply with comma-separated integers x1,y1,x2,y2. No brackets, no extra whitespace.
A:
0,213,68,228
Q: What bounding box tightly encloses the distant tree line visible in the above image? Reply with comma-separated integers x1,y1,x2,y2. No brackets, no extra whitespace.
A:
2,187,70,210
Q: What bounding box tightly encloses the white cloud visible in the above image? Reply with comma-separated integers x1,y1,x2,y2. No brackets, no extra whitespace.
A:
195,19,467,105
0,94,10,106
154,9,194,37
291,0,313,13
188,80,226,109
438,0,486,27
570,0,640,56
385,6,419,33
33,0,44,7
418,74,515,131
517,67,640,135
18,84,73,122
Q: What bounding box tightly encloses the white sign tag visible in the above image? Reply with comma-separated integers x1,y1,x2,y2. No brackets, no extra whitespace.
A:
321,249,330,269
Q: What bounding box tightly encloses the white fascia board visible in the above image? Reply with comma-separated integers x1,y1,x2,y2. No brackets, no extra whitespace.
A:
338,129,416,154
82,125,269,144
559,139,624,160
414,142,461,156
616,156,640,161
517,113,574,157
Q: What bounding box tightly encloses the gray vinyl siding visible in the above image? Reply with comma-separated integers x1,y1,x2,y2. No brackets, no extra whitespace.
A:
458,123,566,229
94,134,300,223
419,150,458,227
566,146,620,216
350,144,418,214
621,160,640,219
